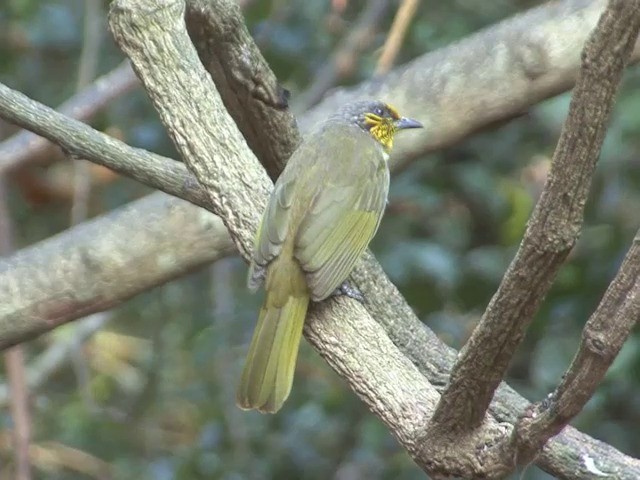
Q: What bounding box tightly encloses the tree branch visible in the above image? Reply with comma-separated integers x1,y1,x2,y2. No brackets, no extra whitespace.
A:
70,0,104,227
429,0,640,434
0,61,137,174
110,0,271,259
514,228,640,460
185,0,299,179
108,3,471,475
0,82,209,209
2,0,633,359
0,0,638,477
0,178,32,480
375,0,420,75
0,313,110,409
107,0,640,478
0,192,234,347
301,0,640,171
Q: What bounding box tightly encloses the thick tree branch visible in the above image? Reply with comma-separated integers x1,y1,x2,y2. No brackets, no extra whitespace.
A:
2,1,640,179
185,0,299,179
109,1,471,475
107,0,640,478
429,0,640,433
2,0,634,358
302,0,640,171
0,192,234,347
110,0,270,259
514,229,640,460
0,0,638,477
188,0,640,177
0,61,137,174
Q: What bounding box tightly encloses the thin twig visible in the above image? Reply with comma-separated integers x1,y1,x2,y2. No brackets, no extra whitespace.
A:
210,259,252,464
4,348,31,480
76,0,102,92
70,0,104,414
294,0,390,113
0,177,32,480
375,0,419,75
71,0,103,226
0,314,110,409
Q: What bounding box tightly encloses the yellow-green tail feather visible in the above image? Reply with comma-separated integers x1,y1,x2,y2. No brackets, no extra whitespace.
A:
236,292,309,413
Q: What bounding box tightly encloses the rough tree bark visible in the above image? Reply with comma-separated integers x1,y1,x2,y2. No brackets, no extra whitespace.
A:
2,0,640,339
0,193,234,342
422,1,640,475
107,0,640,477
0,0,639,478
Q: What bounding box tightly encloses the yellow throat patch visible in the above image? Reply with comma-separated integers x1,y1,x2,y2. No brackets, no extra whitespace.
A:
363,104,401,151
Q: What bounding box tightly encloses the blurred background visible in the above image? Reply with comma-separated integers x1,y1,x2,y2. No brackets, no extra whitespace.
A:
1,0,639,479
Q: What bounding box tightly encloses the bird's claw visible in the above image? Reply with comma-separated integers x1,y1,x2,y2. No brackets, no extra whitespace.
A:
332,282,365,303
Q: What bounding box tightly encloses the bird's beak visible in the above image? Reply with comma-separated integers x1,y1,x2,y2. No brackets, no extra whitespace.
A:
395,117,423,130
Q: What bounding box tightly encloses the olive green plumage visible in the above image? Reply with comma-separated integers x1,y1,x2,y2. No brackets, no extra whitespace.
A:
237,100,422,413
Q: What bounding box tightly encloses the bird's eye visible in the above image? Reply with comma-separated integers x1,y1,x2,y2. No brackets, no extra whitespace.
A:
374,107,384,116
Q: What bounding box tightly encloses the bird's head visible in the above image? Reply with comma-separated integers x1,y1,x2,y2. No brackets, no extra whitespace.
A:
336,100,423,151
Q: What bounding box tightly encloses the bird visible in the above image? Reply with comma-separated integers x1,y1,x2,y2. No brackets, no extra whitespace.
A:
237,100,423,413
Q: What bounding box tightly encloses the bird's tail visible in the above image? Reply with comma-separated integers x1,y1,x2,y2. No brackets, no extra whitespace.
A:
237,264,309,413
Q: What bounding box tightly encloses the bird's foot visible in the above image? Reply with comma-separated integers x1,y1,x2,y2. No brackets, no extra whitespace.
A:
332,282,365,303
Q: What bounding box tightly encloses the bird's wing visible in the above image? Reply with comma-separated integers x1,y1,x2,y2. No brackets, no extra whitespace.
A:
247,174,295,291
294,131,389,301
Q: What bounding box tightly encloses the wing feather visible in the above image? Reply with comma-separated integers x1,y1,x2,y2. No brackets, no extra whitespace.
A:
294,134,389,300
302,210,380,299
248,121,389,299
248,178,294,290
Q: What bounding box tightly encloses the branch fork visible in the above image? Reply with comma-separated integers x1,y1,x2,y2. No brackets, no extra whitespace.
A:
0,0,637,477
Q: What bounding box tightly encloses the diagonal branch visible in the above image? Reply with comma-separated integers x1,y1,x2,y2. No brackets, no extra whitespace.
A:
0,82,208,209
0,90,635,473
185,0,299,179
107,0,640,478
430,0,640,432
375,0,420,75
0,0,639,477
108,2,454,474
109,0,269,259
514,228,640,461
0,61,137,174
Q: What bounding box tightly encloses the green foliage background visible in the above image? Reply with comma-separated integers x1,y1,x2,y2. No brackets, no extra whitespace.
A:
1,0,639,478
